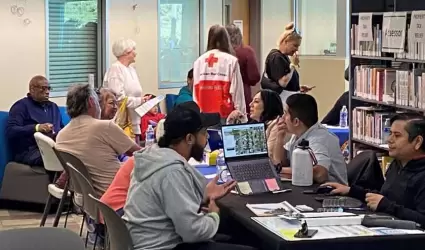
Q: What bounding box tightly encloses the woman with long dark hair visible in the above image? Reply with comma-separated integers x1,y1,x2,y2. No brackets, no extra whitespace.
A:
193,25,246,123
227,89,283,159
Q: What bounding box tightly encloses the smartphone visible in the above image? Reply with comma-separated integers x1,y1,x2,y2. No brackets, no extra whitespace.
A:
303,190,316,194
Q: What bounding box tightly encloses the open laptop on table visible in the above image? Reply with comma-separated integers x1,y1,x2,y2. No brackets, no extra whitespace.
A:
221,123,283,195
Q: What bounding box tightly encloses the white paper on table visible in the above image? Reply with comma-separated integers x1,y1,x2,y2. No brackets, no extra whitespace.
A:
135,95,165,117
280,90,298,104
252,217,377,241
300,212,356,218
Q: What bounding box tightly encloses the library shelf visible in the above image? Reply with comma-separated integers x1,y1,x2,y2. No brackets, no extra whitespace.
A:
351,96,395,107
351,55,394,61
351,55,425,64
349,1,425,159
352,138,389,151
352,96,425,113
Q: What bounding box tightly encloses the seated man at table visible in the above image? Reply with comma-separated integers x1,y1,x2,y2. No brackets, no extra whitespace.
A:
6,75,63,170
123,101,255,250
324,114,425,227
272,93,348,184
55,84,140,197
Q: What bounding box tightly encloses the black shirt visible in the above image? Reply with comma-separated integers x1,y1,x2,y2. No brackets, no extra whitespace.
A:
261,49,300,94
349,157,425,228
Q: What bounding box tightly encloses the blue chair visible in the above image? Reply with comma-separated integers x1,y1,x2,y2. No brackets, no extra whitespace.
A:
0,107,71,204
165,94,178,113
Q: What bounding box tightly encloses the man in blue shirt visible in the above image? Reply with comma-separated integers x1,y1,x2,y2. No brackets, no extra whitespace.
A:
174,68,193,106
6,75,63,167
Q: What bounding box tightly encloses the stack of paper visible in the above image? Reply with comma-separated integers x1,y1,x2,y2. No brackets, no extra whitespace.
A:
251,217,425,241
135,95,165,117
252,217,376,241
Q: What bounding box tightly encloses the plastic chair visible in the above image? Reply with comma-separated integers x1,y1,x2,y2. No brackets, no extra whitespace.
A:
66,162,101,249
89,194,134,250
34,132,71,227
0,227,85,250
54,149,91,232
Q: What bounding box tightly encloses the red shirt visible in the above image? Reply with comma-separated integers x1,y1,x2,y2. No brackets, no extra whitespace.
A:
235,46,261,112
100,157,134,212
140,112,165,140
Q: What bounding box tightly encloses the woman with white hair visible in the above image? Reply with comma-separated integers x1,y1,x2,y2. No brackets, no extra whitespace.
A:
103,38,149,142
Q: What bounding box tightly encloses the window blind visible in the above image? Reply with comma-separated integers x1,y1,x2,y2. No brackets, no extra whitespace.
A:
47,0,98,95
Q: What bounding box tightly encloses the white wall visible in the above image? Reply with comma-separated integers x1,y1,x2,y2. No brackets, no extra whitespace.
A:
299,0,337,55
260,0,292,71
0,0,223,111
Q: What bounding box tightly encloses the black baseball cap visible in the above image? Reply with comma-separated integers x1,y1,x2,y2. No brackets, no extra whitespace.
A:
163,101,220,141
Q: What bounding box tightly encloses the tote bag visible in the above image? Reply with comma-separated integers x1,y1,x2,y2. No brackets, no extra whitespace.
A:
114,97,135,139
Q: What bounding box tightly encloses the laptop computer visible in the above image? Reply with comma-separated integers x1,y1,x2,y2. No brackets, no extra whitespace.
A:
221,123,283,195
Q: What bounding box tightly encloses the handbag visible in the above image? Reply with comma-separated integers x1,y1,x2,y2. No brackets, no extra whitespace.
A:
114,97,135,139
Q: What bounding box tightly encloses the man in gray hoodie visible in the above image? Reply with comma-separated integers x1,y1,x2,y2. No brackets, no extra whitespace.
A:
123,101,255,250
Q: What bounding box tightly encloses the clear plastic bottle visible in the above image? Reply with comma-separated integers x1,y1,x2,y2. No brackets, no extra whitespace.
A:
339,105,348,127
145,124,155,147
383,118,391,143
216,150,230,182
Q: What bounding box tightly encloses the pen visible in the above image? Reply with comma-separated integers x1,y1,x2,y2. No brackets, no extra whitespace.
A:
272,189,292,194
250,207,276,211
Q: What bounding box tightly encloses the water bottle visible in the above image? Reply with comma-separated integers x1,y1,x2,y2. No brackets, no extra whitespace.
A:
383,118,391,143
216,150,230,182
145,124,155,147
291,139,314,186
339,105,348,127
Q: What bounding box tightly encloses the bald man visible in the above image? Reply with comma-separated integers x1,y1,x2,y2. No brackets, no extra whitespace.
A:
6,75,63,171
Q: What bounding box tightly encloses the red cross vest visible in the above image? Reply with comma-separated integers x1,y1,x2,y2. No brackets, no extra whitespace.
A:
193,49,246,118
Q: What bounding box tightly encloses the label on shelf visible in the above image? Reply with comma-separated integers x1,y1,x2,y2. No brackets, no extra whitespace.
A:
410,11,425,43
382,12,407,53
358,13,373,42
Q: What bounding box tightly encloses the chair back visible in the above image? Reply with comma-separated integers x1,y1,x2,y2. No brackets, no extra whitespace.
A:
66,163,99,222
54,149,92,194
34,132,63,172
348,150,385,190
88,194,134,250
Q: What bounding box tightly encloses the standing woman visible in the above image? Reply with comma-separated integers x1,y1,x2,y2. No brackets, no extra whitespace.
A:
261,22,312,103
193,25,246,123
225,24,261,113
103,38,149,143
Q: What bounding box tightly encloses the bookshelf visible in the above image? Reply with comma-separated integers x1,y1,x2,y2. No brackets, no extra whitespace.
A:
349,0,425,159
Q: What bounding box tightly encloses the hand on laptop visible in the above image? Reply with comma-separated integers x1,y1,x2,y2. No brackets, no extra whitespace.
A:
205,175,236,201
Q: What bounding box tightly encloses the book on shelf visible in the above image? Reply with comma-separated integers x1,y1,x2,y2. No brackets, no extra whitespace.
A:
352,107,393,145
396,24,425,60
354,65,425,108
354,65,395,102
351,23,382,56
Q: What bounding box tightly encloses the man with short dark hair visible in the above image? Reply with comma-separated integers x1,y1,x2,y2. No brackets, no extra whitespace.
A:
175,69,194,106
55,84,140,196
6,75,63,167
273,93,347,184
324,113,425,227
124,101,254,250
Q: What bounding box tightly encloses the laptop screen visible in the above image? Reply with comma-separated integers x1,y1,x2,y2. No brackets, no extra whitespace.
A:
221,123,268,158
